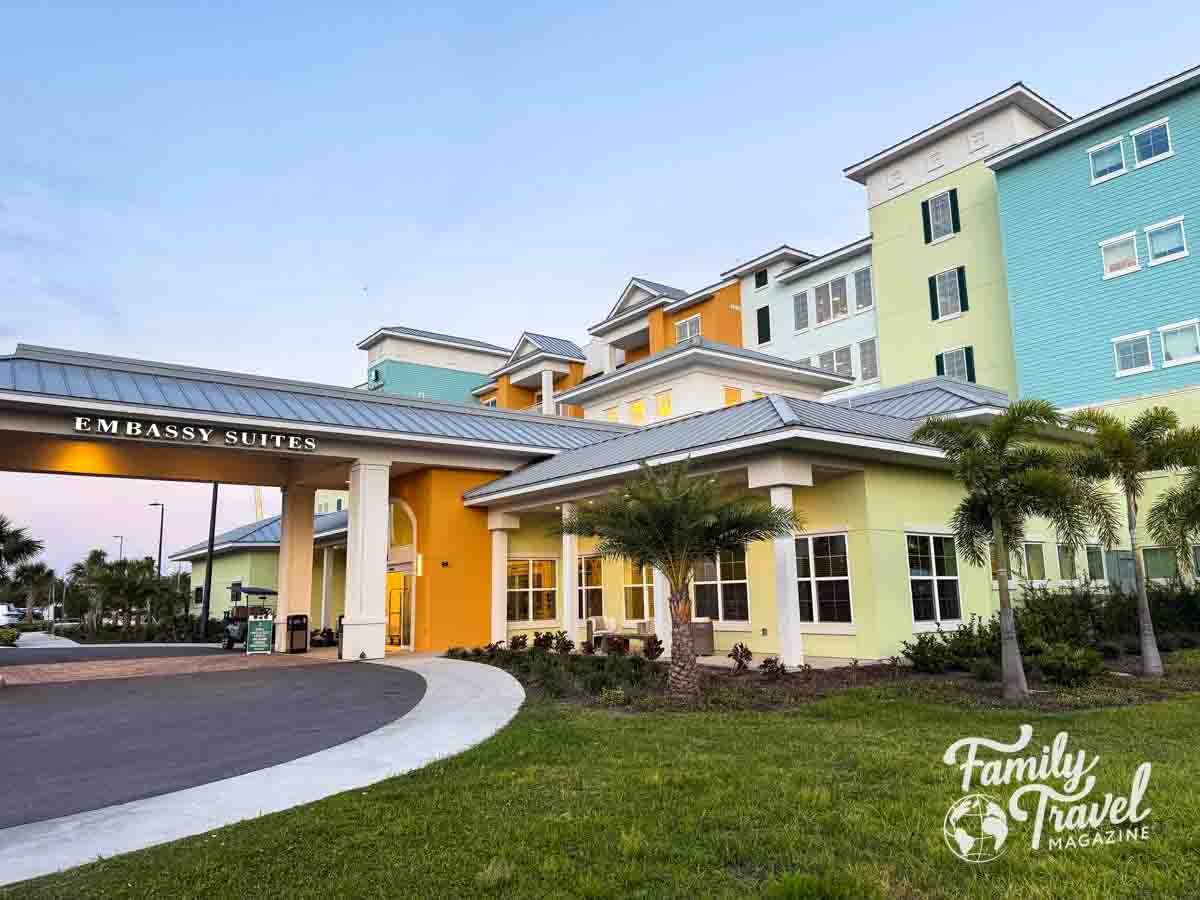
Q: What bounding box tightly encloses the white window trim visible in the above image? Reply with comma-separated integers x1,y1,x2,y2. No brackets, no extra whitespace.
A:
1084,544,1109,585
691,549,751,626
481,397,497,408
753,269,770,291
1099,231,1140,280
1158,317,1200,369
506,558,559,626
1130,117,1174,168
1111,330,1153,377
1018,541,1049,587
1141,545,1181,583
907,533,964,632
853,265,874,312
939,346,969,381
932,268,963,318
577,554,603,620
858,338,880,384
927,189,956,243
795,531,855,631
674,314,701,343
813,278,850,327
1087,136,1127,185
623,562,655,624
1145,216,1189,267
792,291,810,333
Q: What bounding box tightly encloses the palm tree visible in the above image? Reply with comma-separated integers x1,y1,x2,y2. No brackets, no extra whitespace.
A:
914,400,1121,700
96,558,159,635
13,561,56,624
558,461,798,699
68,549,110,634
1066,407,1200,678
0,515,43,585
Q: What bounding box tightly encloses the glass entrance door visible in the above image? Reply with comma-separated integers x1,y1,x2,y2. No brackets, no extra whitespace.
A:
386,573,414,649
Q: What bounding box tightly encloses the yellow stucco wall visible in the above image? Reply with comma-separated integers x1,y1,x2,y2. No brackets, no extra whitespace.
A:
189,549,279,620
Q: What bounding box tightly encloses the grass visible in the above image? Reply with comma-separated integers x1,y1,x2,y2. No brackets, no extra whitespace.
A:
11,655,1200,899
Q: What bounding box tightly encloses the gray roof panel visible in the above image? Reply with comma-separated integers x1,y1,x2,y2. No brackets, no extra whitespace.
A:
837,378,1010,419
632,278,689,301
520,333,586,361
171,510,350,559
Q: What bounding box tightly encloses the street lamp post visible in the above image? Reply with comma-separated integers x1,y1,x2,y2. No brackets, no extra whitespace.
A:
149,502,165,577
113,534,125,560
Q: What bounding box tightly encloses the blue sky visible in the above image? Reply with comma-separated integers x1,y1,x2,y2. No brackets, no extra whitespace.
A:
3,2,1199,573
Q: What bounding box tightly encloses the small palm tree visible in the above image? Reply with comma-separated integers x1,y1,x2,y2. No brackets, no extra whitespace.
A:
13,561,55,624
97,558,159,634
0,514,43,586
558,461,798,699
914,400,1120,700
1066,406,1200,678
68,548,110,634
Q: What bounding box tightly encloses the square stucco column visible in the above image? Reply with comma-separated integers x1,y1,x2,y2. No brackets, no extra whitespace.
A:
541,369,555,415
275,484,315,652
652,567,672,657
342,461,391,661
770,484,803,667
560,503,577,640
489,511,520,643
320,545,334,630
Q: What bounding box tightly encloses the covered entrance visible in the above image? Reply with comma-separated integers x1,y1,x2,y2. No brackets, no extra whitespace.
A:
386,571,414,650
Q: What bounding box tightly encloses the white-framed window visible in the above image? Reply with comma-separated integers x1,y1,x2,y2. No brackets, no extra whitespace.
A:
655,390,673,418
792,292,809,331
507,559,557,623
859,338,879,382
1159,319,1200,368
854,265,874,311
937,346,972,382
1086,545,1107,583
1146,217,1188,266
692,548,749,623
675,315,701,342
1131,118,1173,168
817,346,853,377
578,555,603,620
928,190,955,242
1019,542,1046,582
1112,331,1152,376
795,534,852,624
1143,547,1179,580
1088,136,1126,184
1100,232,1140,279
754,268,769,290
481,397,497,408
627,398,645,424
933,269,962,318
1057,544,1077,581
756,305,772,345
907,534,961,625
623,560,655,622
814,277,849,325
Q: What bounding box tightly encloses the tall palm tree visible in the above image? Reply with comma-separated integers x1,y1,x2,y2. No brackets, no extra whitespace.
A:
1066,407,1200,678
96,558,159,634
0,515,43,585
68,548,110,634
13,561,55,624
914,400,1121,700
558,461,798,699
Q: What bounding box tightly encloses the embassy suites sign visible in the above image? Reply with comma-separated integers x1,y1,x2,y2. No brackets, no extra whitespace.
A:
73,416,318,452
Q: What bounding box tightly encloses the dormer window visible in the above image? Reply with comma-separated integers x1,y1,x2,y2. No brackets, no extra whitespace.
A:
754,268,769,289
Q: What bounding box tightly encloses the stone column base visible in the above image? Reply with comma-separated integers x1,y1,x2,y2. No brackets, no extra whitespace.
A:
341,618,387,661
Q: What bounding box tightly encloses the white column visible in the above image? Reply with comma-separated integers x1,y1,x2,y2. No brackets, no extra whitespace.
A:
342,461,391,661
603,344,619,374
770,484,804,667
275,484,315,652
561,503,577,640
652,567,672,658
488,510,520,644
320,545,334,630
540,369,555,415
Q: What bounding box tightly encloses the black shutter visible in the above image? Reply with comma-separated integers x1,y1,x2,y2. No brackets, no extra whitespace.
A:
928,275,940,321
757,305,771,344
965,347,976,383
921,200,932,244
936,353,945,377
949,189,961,233
957,267,969,312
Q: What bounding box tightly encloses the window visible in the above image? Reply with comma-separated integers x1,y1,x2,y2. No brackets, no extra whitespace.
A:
336,498,343,512
818,346,853,377
907,534,962,624
578,556,603,619
605,407,618,422
1057,544,1077,581
1021,543,1046,581
1088,137,1126,184
675,315,701,342
1143,547,1178,580
627,399,645,424
854,266,874,311
624,560,654,621
859,339,879,381
692,548,749,623
795,534,852,624
936,346,975,383
793,292,809,331
1146,218,1188,266
1086,545,1107,582
754,268,768,289
723,386,743,407
756,305,772,344
1112,332,1152,376
655,390,672,418
1160,320,1200,368
1100,233,1139,278
1132,119,1172,167
922,189,960,243
507,559,557,623
814,277,849,325
929,268,967,320
481,397,497,408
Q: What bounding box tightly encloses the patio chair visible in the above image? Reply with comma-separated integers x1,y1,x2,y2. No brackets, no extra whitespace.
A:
585,616,616,650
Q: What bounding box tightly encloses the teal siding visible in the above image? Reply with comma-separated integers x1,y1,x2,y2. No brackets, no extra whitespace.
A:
368,359,489,404
996,86,1200,407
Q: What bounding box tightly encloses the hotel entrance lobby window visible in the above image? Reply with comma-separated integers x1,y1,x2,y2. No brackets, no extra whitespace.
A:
507,559,557,623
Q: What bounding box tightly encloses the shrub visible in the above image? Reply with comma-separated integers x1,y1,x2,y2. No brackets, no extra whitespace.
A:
1180,633,1199,649
1097,641,1123,660
759,656,787,680
552,631,574,655
508,634,528,651
580,638,596,655
605,635,629,656
599,686,626,707
1121,636,1141,655
531,631,554,651
727,642,752,673
0,627,18,647
763,870,881,900
444,646,468,660
900,632,950,673
1157,633,1180,654
642,635,664,660
1038,642,1106,687
1021,636,1049,661
938,614,998,668
971,658,999,682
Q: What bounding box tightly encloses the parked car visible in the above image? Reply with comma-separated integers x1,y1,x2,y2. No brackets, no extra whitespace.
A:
0,606,23,626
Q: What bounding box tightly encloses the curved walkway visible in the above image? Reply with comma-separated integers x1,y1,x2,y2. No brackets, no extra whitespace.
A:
0,656,524,887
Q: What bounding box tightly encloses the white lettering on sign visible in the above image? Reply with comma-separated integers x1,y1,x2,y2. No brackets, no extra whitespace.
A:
72,416,317,451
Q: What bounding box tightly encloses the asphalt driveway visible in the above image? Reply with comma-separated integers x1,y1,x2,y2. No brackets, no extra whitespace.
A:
0,663,426,829
0,644,225,667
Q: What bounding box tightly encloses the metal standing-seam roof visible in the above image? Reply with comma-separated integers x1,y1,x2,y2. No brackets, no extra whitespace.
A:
0,345,630,451
836,378,1010,419
464,394,927,501
170,510,349,560
513,333,586,361
355,326,510,354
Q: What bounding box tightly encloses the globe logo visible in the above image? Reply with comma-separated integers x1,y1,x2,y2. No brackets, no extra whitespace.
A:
944,793,1009,863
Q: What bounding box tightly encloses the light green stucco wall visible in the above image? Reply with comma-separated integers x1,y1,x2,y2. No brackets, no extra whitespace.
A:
870,162,1019,397
190,550,279,620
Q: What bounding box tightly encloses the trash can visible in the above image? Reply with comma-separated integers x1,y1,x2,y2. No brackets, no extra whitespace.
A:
336,614,344,660
286,614,308,654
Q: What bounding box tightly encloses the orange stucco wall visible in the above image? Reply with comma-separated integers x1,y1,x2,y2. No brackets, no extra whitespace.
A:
660,282,743,349
390,467,499,651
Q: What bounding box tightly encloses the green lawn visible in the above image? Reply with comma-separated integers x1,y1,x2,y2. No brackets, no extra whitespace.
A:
11,665,1200,899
